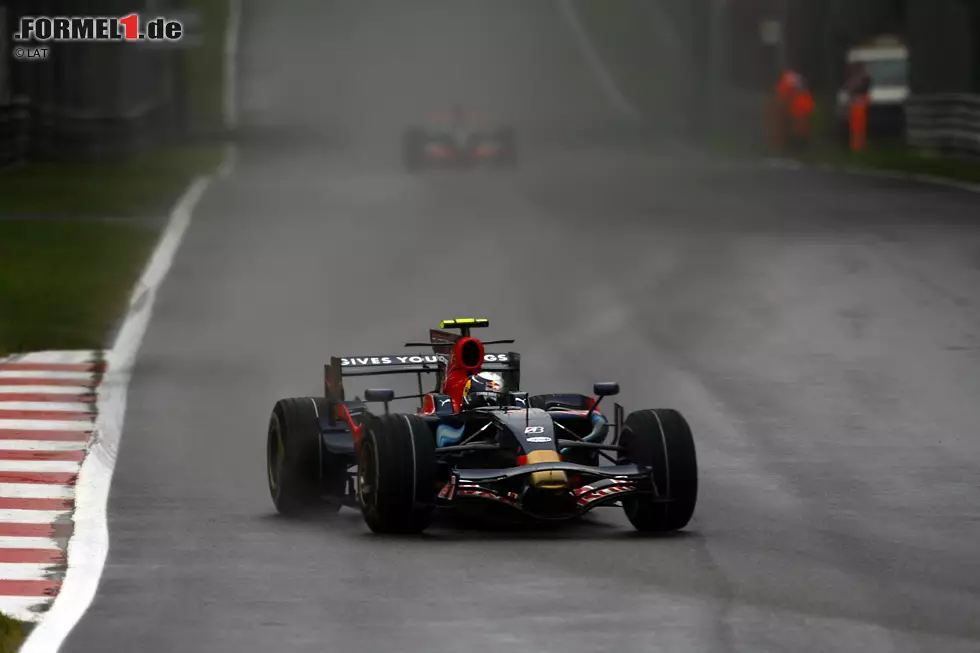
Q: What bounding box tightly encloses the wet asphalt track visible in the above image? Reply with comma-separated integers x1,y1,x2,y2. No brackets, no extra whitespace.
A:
64,1,980,652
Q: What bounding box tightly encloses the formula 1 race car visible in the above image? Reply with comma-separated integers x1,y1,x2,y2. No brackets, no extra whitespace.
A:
266,318,698,534
402,107,518,171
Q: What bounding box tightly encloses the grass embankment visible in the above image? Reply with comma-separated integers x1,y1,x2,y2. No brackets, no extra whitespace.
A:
0,0,230,361
0,218,158,357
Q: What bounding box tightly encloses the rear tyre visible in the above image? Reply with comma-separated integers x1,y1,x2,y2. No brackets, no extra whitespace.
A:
358,414,437,534
620,408,698,532
267,397,339,516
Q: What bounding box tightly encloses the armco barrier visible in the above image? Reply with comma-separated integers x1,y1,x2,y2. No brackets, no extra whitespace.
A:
906,94,980,157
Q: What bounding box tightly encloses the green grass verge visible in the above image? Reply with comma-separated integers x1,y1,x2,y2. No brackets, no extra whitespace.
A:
0,219,158,357
0,145,223,217
0,614,29,653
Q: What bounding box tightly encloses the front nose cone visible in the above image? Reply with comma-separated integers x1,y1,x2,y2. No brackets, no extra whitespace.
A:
525,450,568,489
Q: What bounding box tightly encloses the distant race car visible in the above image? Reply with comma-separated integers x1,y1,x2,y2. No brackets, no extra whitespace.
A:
266,318,698,534
402,107,518,171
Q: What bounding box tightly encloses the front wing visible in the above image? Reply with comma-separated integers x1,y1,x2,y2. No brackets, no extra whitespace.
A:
437,461,661,519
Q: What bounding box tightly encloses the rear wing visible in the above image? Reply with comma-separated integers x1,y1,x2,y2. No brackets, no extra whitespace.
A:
324,351,521,407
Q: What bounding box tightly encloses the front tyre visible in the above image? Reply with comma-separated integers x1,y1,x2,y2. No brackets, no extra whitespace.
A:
620,408,698,532
358,414,437,534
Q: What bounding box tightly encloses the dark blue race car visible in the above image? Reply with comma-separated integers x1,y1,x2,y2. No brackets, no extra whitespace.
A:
266,319,699,534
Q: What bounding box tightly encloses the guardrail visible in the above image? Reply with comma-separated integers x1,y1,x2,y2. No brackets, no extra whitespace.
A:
0,97,30,168
906,94,980,157
30,101,165,162
0,97,177,166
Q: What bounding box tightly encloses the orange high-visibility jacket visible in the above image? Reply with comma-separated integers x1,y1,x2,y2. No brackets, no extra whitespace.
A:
790,88,815,134
776,70,803,103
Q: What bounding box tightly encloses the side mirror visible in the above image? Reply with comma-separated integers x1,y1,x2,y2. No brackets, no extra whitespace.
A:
593,382,620,397
364,389,395,403
588,382,619,419
364,388,395,414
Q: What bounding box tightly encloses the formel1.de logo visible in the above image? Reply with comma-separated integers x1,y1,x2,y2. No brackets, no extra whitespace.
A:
11,14,185,60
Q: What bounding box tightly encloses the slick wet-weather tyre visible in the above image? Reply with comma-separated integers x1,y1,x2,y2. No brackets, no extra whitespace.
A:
358,414,437,534
620,408,698,532
267,397,339,517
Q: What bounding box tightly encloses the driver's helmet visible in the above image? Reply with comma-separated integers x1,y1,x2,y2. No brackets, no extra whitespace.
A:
462,371,506,409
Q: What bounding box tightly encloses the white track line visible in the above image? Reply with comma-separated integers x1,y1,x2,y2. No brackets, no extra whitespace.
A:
0,511,71,524
0,485,74,500
8,353,96,365
0,461,80,474
556,0,638,118
0,372,93,381
0,420,93,431
764,156,980,194
0,563,62,581
0,387,94,396
0,537,61,550
0,442,88,453
0,597,54,623
20,3,239,645
820,161,980,193
0,403,93,413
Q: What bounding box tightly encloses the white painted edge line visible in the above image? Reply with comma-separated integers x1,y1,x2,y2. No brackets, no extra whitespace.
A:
0,563,63,581
763,156,980,194
555,0,638,119
0,372,93,381
0,461,79,474
0,537,61,550
0,403,93,413
19,177,215,653
0,598,51,624
0,442,88,453
19,0,241,649
0,420,93,432
0,387,96,396
0,511,72,525
0,485,74,500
